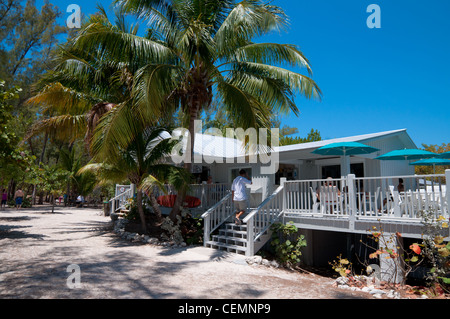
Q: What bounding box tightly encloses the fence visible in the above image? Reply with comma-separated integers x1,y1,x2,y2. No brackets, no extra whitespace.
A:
284,170,450,222
243,185,284,255
152,183,231,209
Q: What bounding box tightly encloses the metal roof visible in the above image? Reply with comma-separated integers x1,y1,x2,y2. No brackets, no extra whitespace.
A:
172,128,416,160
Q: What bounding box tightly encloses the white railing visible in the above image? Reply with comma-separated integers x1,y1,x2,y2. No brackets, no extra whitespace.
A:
109,187,133,214
243,185,284,256
352,173,448,220
283,170,450,225
153,183,230,209
202,192,234,245
284,177,349,217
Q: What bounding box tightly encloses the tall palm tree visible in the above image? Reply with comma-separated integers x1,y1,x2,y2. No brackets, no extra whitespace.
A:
32,1,322,221
72,0,321,219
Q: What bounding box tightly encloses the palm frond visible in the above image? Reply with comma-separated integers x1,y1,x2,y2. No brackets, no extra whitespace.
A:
232,42,313,75
25,114,87,142
26,82,97,115
233,61,322,100
215,0,289,56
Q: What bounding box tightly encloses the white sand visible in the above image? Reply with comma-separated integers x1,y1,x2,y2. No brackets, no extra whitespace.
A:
0,205,372,299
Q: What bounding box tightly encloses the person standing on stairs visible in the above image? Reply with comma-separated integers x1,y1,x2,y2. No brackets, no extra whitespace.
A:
231,169,252,225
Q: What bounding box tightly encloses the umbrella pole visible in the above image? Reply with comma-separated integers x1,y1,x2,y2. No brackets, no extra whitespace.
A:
341,149,350,176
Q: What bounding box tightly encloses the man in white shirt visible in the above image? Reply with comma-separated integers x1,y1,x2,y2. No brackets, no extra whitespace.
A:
231,169,252,225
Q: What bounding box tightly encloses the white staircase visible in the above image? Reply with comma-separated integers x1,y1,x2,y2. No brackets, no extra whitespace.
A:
202,186,284,256
205,222,249,254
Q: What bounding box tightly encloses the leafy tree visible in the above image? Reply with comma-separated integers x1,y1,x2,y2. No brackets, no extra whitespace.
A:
32,164,69,213
1,0,65,85
279,128,322,146
58,146,96,201
416,143,450,175
0,80,21,162
0,0,66,199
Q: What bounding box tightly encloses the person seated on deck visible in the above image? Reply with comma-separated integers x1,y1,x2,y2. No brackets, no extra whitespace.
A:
382,178,405,211
318,177,341,213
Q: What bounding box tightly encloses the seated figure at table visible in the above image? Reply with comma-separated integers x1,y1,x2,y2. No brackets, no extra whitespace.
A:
318,177,341,214
382,178,404,210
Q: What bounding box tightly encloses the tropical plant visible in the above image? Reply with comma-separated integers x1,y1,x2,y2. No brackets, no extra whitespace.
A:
80,125,190,232
0,81,21,167
25,7,140,148
34,164,70,213
270,221,307,267
419,211,450,293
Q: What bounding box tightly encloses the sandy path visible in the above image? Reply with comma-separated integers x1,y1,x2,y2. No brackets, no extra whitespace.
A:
0,205,372,299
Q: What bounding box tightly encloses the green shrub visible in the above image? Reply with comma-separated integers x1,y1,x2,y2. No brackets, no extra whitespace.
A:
270,222,307,267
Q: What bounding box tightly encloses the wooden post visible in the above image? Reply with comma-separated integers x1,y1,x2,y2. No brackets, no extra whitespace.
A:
246,215,254,256
446,170,450,239
347,174,357,231
111,198,115,216
280,177,287,213
446,170,450,217
203,214,210,247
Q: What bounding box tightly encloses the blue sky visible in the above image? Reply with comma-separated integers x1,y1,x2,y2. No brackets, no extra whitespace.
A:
42,0,450,147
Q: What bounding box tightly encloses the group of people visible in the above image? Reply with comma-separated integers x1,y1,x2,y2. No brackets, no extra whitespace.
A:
0,188,87,210
1,188,25,210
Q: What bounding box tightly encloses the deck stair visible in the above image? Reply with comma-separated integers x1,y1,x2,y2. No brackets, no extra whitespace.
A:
202,185,284,256
205,220,271,255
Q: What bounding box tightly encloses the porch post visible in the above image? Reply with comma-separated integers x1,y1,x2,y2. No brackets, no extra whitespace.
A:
347,174,357,231
246,216,254,256
379,233,405,284
110,198,115,215
203,215,210,247
446,169,450,217
280,177,287,213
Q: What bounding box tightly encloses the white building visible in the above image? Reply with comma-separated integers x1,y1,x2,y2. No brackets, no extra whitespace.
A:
192,128,416,205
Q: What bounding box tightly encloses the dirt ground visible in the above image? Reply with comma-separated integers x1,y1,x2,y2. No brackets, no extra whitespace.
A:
0,205,377,300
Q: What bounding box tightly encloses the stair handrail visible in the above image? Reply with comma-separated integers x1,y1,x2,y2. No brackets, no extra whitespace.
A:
243,185,284,255
109,188,133,214
202,191,233,246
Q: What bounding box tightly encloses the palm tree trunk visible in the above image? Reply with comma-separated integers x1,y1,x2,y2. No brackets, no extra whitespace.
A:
148,191,163,223
136,189,147,233
169,103,198,221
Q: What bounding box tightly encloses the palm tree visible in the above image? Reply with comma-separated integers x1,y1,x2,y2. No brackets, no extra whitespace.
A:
81,124,190,232
32,1,322,221
74,0,321,219
25,7,142,148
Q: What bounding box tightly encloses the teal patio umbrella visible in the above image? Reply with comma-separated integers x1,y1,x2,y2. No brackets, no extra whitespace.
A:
439,151,450,159
312,142,379,175
409,157,450,174
375,149,437,161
